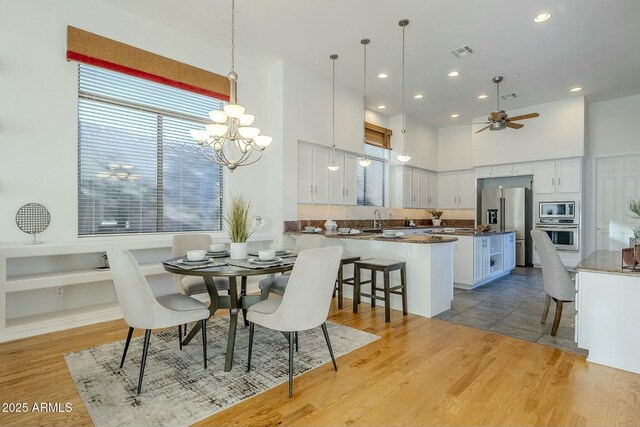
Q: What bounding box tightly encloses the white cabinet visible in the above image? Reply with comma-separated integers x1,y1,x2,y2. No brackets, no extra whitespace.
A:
475,163,533,179
402,168,421,208
534,158,581,194
428,172,437,209
394,166,436,209
418,171,437,209
503,233,516,271
473,237,489,283
438,170,475,209
298,143,357,206
453,232,516,289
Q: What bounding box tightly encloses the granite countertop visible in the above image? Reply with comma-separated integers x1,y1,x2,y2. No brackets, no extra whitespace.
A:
425,229,516,237
285,231,457,244
575,250,640,277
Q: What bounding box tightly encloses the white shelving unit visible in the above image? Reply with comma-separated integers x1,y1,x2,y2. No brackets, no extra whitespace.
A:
0,233,275,343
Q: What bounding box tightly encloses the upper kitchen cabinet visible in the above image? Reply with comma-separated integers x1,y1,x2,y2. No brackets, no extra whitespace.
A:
298,142,357,206
437,170,475,209
534,158,581,194
475,162,533,179
392,166,437,209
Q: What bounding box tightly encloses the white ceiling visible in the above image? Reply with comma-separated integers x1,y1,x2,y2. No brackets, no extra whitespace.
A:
99,0,640,128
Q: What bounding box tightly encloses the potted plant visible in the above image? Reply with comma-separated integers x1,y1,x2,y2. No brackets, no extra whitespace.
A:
628,198,640,247
429,210,443,227
224,195,253,259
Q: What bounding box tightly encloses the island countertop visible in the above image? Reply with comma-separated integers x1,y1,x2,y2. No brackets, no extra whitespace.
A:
285,231,457,244
575,250,640,277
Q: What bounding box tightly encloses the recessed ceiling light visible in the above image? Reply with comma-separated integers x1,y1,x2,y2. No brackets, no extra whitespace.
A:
477,94,488,99
377,105,386,109
378,73,389,79
414,94,424,99
534,12,551,23
448,71,460,77
570,87,582,92
450,114,459,118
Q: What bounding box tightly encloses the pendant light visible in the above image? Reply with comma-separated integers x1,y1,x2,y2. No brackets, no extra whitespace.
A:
396,19,411,163
328,54,340,172
359,39,372,168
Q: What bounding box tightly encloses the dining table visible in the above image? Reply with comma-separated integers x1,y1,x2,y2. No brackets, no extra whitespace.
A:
163,255,296,372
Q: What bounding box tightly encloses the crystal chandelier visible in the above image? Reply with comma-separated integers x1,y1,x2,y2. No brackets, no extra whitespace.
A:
190,0,272,171
359,38,372,168
396,19,411,163
328,54,340,172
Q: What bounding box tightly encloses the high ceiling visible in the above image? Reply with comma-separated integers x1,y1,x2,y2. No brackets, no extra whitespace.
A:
99,0,640,128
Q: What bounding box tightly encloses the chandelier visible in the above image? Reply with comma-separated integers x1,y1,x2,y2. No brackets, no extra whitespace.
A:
396,19,411,163
190,0,271,171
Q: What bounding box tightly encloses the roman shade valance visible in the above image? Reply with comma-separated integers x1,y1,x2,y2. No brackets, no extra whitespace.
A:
364,122,392,149
66,26,230,101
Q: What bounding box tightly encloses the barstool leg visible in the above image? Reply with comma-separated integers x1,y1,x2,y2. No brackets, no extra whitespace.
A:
400,266,408,316
353,265,360,314
371,270,377,308
337,265,344,309
383,270,391,322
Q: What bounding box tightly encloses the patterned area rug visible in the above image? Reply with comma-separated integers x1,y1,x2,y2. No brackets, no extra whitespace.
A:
65,318,378,426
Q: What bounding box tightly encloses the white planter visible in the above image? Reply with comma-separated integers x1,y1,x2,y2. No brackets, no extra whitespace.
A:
230,242,248,260
432,219,442,227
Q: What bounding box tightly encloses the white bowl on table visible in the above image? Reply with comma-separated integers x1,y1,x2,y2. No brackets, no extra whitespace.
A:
258,249,276,261
210,243,226,252
186,249,207,261
382,229,397,237
338,227,351,234
304,226,316,232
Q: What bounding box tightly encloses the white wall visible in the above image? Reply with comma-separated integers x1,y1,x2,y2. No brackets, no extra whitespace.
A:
438,125,473,171
365,109,390,129
389,114,439,171
0,0,273,244
471,97,586,166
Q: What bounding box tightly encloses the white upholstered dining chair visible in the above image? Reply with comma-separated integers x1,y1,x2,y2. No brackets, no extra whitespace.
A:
247,246,344,397
107,248,210,394
530,230,576,336
172,233,230,296
258,234,327,299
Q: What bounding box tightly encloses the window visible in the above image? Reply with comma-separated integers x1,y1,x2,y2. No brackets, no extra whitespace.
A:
357,143,386,207
78,64,223,236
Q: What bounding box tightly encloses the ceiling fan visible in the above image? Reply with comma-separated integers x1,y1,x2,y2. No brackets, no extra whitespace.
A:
473,76,539,133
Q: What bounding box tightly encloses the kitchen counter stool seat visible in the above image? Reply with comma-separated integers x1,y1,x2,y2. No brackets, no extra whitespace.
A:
353,258,407,322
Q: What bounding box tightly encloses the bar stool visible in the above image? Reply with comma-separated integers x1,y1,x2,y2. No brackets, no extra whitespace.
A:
353,259,407,322
334,255,361,309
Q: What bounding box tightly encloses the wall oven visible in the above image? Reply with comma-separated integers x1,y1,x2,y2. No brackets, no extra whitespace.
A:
535,223,580,251
539,201,576,221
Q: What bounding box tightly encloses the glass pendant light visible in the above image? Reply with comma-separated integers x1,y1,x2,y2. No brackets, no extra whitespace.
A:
396,19,411,163
359,38,372,168
328,54,340,172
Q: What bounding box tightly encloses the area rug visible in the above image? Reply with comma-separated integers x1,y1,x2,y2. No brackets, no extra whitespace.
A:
65,318,378,426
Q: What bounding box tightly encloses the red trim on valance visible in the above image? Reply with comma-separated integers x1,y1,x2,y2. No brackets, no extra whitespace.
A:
66,51,230,102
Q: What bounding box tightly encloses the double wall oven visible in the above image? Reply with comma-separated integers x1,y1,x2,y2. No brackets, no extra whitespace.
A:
536,201,579,251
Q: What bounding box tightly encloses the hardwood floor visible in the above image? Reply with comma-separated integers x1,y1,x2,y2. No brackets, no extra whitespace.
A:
1,298,639,426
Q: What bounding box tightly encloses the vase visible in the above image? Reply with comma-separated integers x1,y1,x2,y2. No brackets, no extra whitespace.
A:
230,242,248,260
432,219,442,227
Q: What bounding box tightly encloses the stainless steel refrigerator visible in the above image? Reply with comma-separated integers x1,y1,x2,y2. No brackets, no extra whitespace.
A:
478,187,533,266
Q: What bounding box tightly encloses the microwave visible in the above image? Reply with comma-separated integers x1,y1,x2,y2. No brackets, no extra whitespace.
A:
539,201,576,221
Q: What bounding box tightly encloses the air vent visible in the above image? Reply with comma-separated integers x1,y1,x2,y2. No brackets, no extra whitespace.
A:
450,45,473,58
501,93,517,100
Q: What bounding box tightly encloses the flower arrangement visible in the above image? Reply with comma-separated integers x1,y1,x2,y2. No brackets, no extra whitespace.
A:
429,210,443,219
629,198,640,240
223,195,253,243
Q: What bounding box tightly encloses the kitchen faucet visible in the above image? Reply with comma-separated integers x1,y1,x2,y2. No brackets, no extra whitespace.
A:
373,209,382,228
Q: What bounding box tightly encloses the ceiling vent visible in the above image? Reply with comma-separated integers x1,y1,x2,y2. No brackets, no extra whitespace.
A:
450,45,473,58
501,93,517,100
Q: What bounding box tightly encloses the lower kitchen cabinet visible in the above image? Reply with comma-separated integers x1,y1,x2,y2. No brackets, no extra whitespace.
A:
453,232,516,289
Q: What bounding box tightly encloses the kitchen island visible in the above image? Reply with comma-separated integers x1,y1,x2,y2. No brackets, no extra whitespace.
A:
575,250,640,374
285,231,457,317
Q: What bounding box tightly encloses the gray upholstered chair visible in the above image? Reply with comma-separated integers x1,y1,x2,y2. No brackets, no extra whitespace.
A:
247,246,344,397
107,248,209,394
258,234,327,299
530,230,576,336
172,233,230,297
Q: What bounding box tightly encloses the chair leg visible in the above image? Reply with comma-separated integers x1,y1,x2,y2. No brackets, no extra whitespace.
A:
178,325,183,350
541,294,552,324
288,332,295,398
137,329,151,395
201,319,207,369
383,270,391,322
183,323,187,335
120,327,134,368
400,266,408,316
321,323,338,372
371,270,377,308
551,300,564,336
247,322,255,372
295,331,298,352
353,265,360,314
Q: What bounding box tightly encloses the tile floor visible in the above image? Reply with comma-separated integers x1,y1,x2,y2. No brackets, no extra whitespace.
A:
435,267,587,354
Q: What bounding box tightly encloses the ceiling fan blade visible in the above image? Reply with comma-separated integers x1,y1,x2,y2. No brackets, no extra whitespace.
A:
506,122,524,129
507,113,539,121
475,125,492,133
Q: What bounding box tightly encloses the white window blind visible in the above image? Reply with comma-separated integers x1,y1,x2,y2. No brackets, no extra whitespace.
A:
78,64,224,236
357,143,386,207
